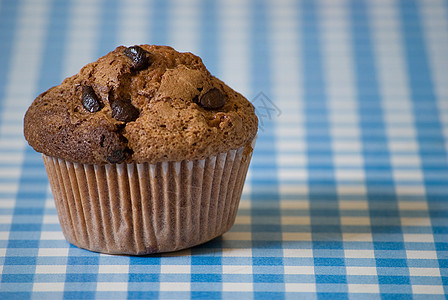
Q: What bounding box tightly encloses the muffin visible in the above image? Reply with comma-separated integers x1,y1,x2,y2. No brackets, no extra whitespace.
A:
24,45,258,255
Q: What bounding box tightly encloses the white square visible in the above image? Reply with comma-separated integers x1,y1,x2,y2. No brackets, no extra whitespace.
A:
42,215,59,224
223,232,251,241
278,127,304,138
404,234,434,243
401,217,431,227
285,283,316,292
277,140,305,151
0,168,20,178
282,232,312,241
238,200,251,210
337,185,367,196
0,199,14,208
160,265,190,274
344,249,375,258
98,264,129,274
234,216,251,224
279,169,307,181
339,201,369,210
38,248,69,257
335,169,365,181
332,141,362,152
348,284,379,294
396,186,426,196
0,216,12,224
33,282,64,292
387,127,415,138
346,267,377,276
412,285,445,294
398,201,428,211
280,200,309,210
331,115,358,125
222,265,252,274
241,186,251,197
40,231,65,240
45,198,56,208
330,126,359,138
393,170,423,181
333,154,363,166
0,153,21,164
0,140,21,150
35,265,67,274
159,282,190,292
284,266,314,275
340,217,370,225
278,154,306,166
283,249,313,258
222,248,252,257
96,282,128,292
390,155,420,167
409,268,441,277
389,141,418,152
280,184,308,196
222,282,253,292
342,233,372,242
406,250,438,259
281,216,310,225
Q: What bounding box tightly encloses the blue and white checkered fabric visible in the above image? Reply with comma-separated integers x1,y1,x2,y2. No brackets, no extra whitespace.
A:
1,0,448,298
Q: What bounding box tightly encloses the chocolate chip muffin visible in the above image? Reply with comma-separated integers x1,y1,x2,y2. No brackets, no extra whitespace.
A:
24,45,258,255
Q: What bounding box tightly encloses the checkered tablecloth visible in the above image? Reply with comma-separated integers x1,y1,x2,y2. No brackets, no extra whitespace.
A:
1,0,448,299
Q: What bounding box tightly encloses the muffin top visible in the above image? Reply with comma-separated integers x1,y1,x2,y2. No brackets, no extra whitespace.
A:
24,45,258,164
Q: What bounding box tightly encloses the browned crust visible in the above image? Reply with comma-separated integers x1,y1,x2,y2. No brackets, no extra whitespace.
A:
24,45,258,164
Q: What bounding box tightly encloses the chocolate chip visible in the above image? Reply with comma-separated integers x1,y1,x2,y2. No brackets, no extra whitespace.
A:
199,88,226,110
106,149,126,164
123,46,150,71
111,99,139,122
82,86,102,112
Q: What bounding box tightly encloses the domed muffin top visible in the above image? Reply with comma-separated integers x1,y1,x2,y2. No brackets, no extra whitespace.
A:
24,45,258,164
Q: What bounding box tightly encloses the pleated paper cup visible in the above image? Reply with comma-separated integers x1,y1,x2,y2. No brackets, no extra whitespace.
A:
42,140,255,255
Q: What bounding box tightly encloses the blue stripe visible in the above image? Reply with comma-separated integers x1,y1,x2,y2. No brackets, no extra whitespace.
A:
399,0,448,195
199,0,218,75
0,0,70,290
350,0,409,293
36,0,71,95
97,0,119,56
398,0,448,292
33,0,72,293
190,1,223,299
64,246,100,298
127,244,161,297
190,219,222,290
0,0,20,123
148,0,169,45
249,0,283,296
300,0,346,293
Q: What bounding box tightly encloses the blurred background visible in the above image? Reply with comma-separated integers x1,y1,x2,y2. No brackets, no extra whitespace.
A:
1,0,448,298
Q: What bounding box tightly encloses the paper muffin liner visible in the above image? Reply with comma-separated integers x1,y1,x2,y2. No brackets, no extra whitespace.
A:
42,140,255,255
